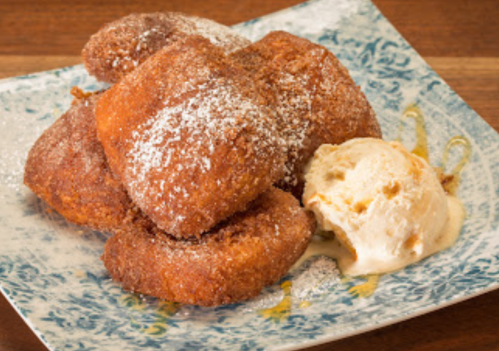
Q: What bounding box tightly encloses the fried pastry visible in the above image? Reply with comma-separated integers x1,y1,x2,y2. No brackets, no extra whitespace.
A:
231,31,382,197
102,187,315,306
82,12,250,84
24,90,132,231
96,35,285,238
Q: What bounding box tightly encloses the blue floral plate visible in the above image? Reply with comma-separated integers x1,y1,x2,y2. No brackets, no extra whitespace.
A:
1,0,499,350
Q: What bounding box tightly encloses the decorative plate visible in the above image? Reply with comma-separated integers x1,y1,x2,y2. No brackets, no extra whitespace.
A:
1,0,499,350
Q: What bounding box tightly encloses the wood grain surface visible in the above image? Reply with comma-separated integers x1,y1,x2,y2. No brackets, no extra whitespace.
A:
0,0,498,351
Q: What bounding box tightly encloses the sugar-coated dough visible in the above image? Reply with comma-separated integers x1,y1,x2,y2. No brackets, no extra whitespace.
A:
96,36,285,238
82,12,251,84
102,187,315,306
232,31,382,197
24,91,132,231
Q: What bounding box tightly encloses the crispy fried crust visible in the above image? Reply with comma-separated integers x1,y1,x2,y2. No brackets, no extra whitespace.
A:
102,187,315,306
82,12,250,84
23,91,133,231
231,31,382,197
96,36,285,238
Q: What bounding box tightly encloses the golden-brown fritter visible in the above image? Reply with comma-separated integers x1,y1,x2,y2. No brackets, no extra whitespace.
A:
102,187,315,307
96,35,285,239
82,12,250,84
24,89,132,231
231,31,382,198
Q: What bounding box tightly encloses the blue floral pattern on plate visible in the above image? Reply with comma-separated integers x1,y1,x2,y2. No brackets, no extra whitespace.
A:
1,0,499,350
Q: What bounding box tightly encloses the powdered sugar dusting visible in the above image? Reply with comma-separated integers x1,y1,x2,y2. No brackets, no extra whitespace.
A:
277,71,313,186
84,12,250,84
240,257,341,313
187,17,250,52
233,34,380,195
127,80,283,217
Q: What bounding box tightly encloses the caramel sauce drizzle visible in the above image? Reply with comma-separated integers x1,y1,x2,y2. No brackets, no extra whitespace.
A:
439,136,472,195
257,281,293,323
120,294,181,336
398,104,429,162
344,275,380,298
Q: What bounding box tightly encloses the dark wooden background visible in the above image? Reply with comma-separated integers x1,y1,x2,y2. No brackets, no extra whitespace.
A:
1,0,499,350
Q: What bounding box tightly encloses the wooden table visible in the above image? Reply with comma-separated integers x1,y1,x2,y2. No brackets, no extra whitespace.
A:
1,0,498,350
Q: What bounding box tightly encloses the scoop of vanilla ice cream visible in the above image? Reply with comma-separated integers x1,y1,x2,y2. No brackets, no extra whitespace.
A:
303,138,449,276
